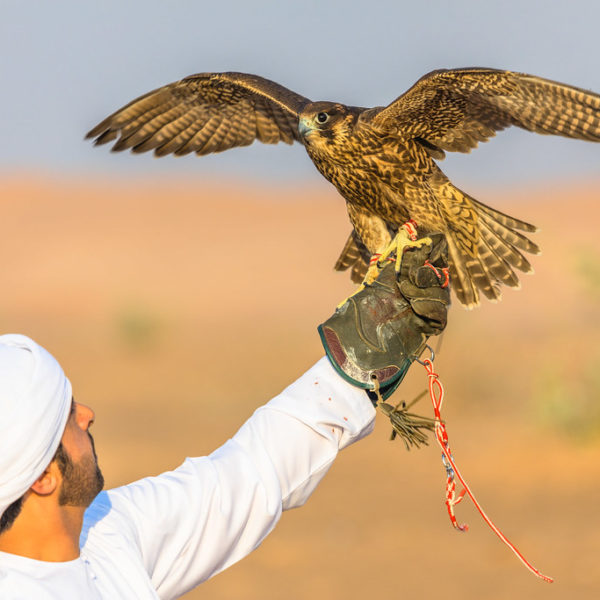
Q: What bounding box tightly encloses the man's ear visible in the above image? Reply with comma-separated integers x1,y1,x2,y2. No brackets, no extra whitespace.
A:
30,462,60,497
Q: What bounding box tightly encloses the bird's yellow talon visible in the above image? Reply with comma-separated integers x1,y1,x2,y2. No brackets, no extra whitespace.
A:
379,229,432,271
337,226,433,308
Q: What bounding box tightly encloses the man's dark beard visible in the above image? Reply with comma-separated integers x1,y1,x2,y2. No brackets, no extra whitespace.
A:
55,433,104,507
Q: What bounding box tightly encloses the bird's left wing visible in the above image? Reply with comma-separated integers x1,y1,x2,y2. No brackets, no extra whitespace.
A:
369,67,600,154
86,72,311,156
334,230,370,284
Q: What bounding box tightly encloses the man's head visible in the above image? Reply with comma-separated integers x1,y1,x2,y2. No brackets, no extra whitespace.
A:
55,401,104,508
0,334,103,534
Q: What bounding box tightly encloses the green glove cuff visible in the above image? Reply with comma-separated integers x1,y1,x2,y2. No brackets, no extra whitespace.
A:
318,323,422,400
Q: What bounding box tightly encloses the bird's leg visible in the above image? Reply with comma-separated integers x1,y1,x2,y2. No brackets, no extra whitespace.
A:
378,219,432,273
335,255,378,308
360,252,387,287
359,220,431,287
336,221,431,309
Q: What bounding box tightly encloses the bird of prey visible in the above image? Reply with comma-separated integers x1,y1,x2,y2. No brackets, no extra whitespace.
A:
86,68,600,308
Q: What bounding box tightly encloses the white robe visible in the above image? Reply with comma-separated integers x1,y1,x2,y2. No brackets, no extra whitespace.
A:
0,357,375,599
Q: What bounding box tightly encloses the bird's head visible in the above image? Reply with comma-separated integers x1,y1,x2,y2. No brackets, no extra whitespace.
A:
298,102,353,148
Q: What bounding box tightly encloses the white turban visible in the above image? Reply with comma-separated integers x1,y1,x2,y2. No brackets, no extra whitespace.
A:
0,334,72,517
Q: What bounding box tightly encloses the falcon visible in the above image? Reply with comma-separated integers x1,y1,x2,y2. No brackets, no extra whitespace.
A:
86,68,600,308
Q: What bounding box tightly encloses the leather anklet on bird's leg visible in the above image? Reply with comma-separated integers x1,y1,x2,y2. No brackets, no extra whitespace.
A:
378,219,433,272
359,252,389,288
337,221,433,309
355,219,432,292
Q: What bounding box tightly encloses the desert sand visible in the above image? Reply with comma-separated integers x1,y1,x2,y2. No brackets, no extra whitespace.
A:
1,174,599,599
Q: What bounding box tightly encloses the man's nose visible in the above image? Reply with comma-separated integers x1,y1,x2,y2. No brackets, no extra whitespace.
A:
75,403,95,430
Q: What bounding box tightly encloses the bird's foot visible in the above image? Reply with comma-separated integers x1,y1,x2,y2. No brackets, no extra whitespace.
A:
379,220,432,273
336,221,431,310
335,254,383,309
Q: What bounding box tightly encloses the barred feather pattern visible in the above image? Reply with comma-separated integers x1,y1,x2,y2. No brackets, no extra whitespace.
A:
86,67,600,307
86,72,309,157
433,179,539,308
334,231,370,283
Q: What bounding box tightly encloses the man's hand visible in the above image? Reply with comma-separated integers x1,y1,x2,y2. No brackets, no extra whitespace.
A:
397,232,450,335
318,233,450,401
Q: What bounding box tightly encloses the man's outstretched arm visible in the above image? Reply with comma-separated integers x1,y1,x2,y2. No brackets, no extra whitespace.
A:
81,233,449,600
83,358,375,599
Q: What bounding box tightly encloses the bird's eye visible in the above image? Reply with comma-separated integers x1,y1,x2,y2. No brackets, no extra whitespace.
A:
316,112,329,124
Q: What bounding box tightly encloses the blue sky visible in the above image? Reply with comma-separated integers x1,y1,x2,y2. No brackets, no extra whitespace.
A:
2,0,599,187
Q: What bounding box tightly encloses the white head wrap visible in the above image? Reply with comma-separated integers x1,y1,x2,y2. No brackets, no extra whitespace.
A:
0,334,72,517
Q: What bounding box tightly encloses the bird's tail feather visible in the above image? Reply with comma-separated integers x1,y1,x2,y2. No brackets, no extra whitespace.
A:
469,198,538,233
334,185,539,309
446,235,500,309
334,231,369,283
473,200,540,256
437,181,539,308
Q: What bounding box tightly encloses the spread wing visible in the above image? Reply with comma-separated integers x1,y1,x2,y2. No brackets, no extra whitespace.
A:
369,67,600,154
86,72,311,157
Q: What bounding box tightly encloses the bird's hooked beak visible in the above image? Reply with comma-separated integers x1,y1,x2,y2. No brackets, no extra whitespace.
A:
298,117,315,139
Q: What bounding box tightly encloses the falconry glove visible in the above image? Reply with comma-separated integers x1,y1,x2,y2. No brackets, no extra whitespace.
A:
397,232,450,335
318,233,450,402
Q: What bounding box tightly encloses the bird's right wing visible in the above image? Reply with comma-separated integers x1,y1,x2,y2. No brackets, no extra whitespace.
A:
369,67,600,154
86,72,311,156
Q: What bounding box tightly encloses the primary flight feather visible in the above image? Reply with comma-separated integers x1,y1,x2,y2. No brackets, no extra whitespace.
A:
87,68,600,307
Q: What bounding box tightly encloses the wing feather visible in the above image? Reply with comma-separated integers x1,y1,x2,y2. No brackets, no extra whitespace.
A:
86,72,311,156
153,112,203,156
184,115,224,155
370,68,600,153
121,104,192,152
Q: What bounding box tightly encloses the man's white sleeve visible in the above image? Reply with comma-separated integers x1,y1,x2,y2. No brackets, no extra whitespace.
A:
98,357,375,599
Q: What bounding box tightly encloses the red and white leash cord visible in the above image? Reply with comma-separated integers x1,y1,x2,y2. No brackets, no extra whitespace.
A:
417,350,553,583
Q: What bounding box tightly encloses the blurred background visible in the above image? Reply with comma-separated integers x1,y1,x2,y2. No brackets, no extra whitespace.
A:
1,1,599,598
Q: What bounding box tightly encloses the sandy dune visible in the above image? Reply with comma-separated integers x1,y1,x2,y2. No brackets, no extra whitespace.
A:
1,175,599,599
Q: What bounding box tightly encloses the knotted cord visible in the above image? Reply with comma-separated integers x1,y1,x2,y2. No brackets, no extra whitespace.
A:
419,353,553,583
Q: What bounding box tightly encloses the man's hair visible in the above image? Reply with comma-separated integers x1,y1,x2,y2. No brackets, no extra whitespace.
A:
0,496,24,535
53,442,69,477
0,442,68,535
